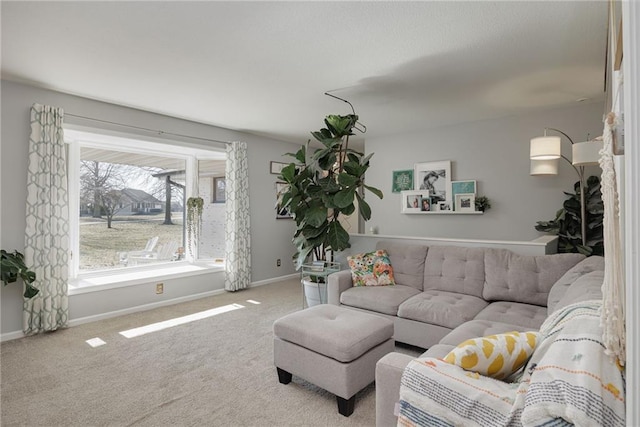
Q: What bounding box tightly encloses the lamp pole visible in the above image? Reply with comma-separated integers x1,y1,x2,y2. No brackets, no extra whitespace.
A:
545,128,587,247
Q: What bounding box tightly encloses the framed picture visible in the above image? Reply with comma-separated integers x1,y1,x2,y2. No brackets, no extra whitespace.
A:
455,193,476,212
275,182,293,219
414,161,452,205
213,177,226,203
439,201,452,211
270,161,288,175
392,169,414,193
401,190,430,213
451,180,476,208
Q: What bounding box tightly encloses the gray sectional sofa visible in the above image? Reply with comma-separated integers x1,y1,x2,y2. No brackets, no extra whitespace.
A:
326,241,605,426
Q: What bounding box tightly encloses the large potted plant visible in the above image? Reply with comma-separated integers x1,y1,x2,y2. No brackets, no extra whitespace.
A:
535,176,604,256
279,114,383,305
1,249,39,298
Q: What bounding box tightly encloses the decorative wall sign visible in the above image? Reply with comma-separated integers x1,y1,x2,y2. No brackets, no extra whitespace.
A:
392,169,414,193
414,161,452,205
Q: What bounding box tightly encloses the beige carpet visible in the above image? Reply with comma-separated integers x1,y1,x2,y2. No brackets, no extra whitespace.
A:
1,279,420,426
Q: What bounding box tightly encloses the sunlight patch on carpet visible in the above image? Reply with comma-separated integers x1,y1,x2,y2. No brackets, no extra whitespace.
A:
86,337,107,347
119,303,245,338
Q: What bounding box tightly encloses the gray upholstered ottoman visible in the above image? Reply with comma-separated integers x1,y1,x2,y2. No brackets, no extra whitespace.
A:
273,304,394,416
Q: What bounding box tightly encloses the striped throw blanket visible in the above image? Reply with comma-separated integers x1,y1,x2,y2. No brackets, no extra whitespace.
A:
398,301,625,426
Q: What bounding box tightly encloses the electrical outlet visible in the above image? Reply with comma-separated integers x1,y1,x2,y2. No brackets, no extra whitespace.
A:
277,258,281,267
156,283,164,294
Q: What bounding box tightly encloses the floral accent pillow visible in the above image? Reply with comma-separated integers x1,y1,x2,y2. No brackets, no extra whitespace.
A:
347,250,396,287
443,331,540,380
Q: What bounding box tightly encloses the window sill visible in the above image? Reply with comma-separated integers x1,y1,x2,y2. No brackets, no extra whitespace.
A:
68,261,224,295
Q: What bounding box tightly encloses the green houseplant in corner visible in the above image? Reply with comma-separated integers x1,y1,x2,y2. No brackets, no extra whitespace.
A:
535,176,604,256
278,114,383,305
1,249,38,298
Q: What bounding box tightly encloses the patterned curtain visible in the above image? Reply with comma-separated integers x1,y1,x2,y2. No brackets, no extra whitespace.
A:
23,104,70,334
224,141,251,291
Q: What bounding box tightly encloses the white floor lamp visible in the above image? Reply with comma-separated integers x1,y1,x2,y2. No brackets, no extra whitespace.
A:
530,127,603,246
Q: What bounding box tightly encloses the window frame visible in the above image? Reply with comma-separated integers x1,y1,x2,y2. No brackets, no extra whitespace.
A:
65,126,225,283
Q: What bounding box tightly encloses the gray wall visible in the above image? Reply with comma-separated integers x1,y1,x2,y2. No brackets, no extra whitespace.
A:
1,80,298,335
363,102,604,241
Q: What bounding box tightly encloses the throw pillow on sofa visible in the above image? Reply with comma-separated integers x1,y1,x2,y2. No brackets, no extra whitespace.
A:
348,249,396,287
443,331,539,380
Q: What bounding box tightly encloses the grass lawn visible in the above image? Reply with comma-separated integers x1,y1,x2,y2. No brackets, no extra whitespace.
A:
80,215,184,271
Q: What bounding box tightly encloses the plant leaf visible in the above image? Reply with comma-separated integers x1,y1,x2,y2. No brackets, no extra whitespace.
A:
334,188,355,208
356,192,371,220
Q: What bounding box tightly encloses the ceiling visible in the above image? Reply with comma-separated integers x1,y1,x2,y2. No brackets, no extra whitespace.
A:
1,1,608,144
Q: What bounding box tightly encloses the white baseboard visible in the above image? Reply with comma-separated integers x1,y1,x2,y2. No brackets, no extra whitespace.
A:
249,273,298,288
1,330,26,342
1,288,226,342
0,275,299,342
68,288,228,328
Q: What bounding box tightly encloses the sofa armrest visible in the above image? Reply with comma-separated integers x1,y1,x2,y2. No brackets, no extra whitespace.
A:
375,352,414,427
327,269,353,305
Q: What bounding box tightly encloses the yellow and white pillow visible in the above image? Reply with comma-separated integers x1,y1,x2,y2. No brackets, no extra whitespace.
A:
444,331,539,380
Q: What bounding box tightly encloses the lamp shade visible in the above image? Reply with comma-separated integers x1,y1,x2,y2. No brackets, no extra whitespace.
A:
530,159,559,175
530,136,561,159
572,140,603,166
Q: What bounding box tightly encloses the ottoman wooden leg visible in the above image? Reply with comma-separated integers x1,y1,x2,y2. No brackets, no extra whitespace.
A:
337,395,356,417
277,367,292,384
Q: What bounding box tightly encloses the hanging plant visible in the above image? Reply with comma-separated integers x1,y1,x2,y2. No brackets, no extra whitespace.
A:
186,197,204,256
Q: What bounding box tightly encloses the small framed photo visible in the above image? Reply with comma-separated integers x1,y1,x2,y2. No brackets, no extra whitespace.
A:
455,193,476,212
414,161,452,205
438,202,451,211
452,180,477,206
275,182,293,219
213,177,226,203
270,161,288,175
401,190,430,213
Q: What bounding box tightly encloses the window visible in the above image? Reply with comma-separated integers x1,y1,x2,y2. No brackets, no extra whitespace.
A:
213,177,226,203
66,129,226,279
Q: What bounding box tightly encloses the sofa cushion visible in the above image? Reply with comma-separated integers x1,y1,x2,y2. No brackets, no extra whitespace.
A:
397,290,488,329
340,284,420,316
547,256,604,314
554,270,604,313
347,249,396,287
474,301,548,330
439,319,534,347
272,305,394,362
423,246,485,298
423,343,455,359
375,242,428,290
443,331,539,379
483,249,585,306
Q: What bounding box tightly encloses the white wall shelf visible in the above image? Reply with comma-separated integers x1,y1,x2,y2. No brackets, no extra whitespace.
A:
403,211,484,215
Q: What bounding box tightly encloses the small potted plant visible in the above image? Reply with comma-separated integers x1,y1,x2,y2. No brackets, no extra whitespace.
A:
1,249,39,298
475,196,491,212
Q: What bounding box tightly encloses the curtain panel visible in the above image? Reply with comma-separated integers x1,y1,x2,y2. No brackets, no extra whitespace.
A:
224,141,251,291
23,104,70,334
